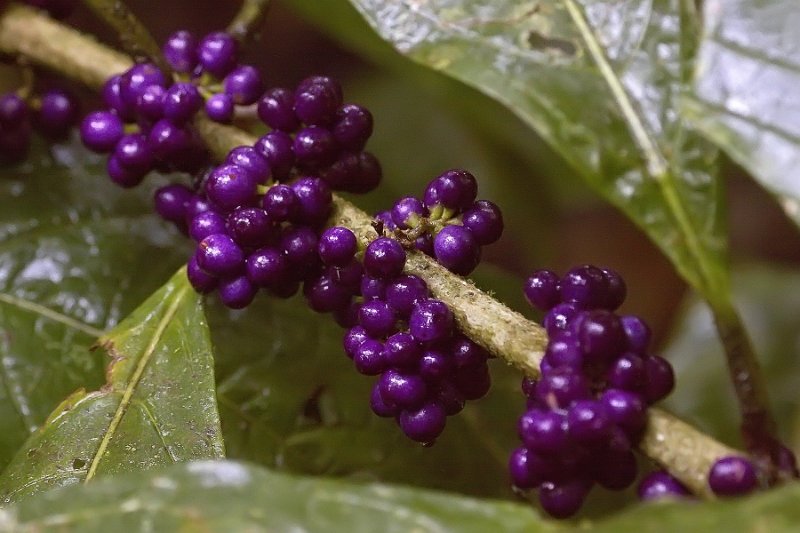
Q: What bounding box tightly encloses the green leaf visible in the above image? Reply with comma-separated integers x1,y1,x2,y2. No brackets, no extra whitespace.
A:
346,0,728,300
212,294,522,499
683,0,800,229
0,268,224,503
0,140,187,469
662,265,800,447
1,460,546,532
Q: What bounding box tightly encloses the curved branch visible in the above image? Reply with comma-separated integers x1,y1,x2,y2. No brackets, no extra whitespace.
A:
0,3,739,497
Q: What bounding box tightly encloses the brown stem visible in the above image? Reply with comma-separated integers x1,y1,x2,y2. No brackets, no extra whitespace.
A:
227,0,271,44
0,3,743,498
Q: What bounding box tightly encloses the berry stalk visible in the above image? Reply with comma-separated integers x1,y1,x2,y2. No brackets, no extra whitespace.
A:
227,0,271,44
0,2,742,497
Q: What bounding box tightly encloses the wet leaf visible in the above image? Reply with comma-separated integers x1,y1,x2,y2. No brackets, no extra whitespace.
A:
683,0,800,229
211,294,522,499
0,139,187,469
0,268,224,503
662,265,800,448
0,460,546,532
346,0,728,301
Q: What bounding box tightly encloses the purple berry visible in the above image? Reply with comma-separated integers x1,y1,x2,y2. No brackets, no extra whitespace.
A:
187,255,217,294
543,333,583,371
524,270,561,311
205,93,234,123
291,177,332,225
218,274,257,309
204,163,258,212
281,226,320,277
433,225,481,275
147,119,192,160
423,169,478,211
418,349,453,382
119,63,166,108
163,30,197,73
608,352,646,391
226,207,274,247
370,382,398,417
257,87,299,131
80,111,123,152
333,103,373,150
136,84,166,121
0,93,27,127
358,300,396,338
708,456,758,497
518,409,568,453
535,368,590,410
154,184,193,225
538,479,591,519
567,400,612,444
453,362,491,400
198,31,238,77
560,265,609,310
409,299,453,343
363,237,405,279
101,75,133,119
621,315,652,353
384,332,422,368
600,389,646,435
318,227,357,267
246,247,288,288
226,146,270,185
543,303,579,336
343,326,368,359
601,268,627,310
391,196,427,229
106,156,146,188
450,336,489,369
353,339,386,376
223,65,263,105
435,381,466,415
36,89,79,138
399,402,446,443
638,470,690,501
361,276,386,301
293,126,338,169
508,447,541,489
163,82,202,124
575,310,626,363
380,369,428,408
303,272,352,313
462,200,503,245
262,184,299,222
197,233,245,276
113,133,153,172
294,77,342,125
189,211,227,242
385,275,428,317
643,355,675,403
254,131,295,180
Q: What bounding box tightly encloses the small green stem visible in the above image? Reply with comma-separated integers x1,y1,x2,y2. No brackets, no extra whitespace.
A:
80,0,171,76
227,0,271,44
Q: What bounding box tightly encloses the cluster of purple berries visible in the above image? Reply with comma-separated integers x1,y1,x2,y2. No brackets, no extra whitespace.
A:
377,169,503,275
340,236,493,444
508,265,676,518
0,89,79,164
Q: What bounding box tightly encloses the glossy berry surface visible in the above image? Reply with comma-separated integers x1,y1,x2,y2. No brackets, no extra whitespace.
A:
80,111,123,153
638,470,690,501
198,31,238,77
318,227,357,267
363,237,405,279
708,456,758,497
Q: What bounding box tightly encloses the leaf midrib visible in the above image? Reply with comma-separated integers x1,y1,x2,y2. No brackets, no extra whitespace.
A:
83,283,189,482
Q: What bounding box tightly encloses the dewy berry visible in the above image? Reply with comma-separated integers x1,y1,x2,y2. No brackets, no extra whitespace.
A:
510,265,679,518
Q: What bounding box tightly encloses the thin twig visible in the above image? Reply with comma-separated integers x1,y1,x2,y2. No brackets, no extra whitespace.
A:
227,0,271,44
0,3,743,497
80,0,171,75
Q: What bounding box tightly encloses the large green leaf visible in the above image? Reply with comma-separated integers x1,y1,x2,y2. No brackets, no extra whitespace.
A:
683,0,800,229
211,293,522,500
0,460,546,532
346,0,728,300
0,268,224,503
0,139,187,469
662,265,800,448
